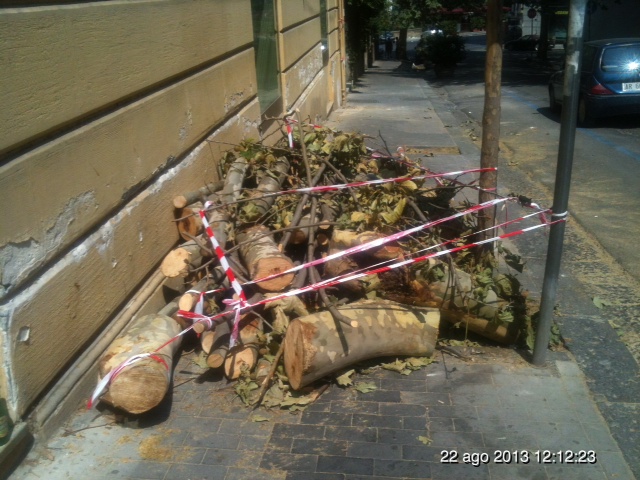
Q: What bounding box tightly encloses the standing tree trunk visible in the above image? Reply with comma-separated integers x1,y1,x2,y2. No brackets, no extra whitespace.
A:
478,0,503,239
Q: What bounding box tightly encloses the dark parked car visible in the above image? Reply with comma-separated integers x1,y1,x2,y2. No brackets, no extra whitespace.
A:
504,35,553,51
548,38,640,126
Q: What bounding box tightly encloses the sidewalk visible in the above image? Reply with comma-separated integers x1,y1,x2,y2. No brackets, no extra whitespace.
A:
8,60,636,480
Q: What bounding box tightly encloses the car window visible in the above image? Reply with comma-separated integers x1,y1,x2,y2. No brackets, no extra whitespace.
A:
601,45,640,72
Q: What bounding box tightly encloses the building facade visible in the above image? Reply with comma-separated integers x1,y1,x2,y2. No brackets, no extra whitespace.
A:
0,0,346,440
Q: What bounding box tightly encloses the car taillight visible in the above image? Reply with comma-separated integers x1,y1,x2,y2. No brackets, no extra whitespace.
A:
589,83,614,95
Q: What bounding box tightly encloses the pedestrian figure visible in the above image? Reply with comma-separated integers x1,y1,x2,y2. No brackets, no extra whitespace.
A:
385,37,392,60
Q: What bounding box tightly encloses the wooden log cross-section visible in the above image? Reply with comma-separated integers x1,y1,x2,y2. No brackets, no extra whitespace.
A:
284,299,440,390
237,225,295,292
98,312,182,414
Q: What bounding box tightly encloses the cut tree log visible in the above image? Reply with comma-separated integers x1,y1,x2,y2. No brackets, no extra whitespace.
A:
416,263,514,344
160,241,205,278
206,157,249,249
323,246,364,295
240,156,290,225
331,230,404,261
284,299,440,390
237,225,295,292
207,293,263,368
289,213,319,245
224,344,259,380
176,205,203,241
98,311,182,414
173,180,225,209
223,310,263,379
200,330,216,355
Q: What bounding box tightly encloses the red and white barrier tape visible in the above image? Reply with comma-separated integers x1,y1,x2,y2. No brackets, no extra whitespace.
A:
199,202,247,347
178,215,563,328
274,167,496,196
285,120,294,149
87,326,193,409
89,205,553,408
244,196,512,287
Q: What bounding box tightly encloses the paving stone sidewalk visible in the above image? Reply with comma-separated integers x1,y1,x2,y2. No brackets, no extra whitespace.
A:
8,60,636,480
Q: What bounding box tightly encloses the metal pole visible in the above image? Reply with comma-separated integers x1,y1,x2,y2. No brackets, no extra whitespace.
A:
532,0,587,366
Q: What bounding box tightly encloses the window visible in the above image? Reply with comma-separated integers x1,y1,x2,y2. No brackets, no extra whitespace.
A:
320,0,329,65
250,0,282,118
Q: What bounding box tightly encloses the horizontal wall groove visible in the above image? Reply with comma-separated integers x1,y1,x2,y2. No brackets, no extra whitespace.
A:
0,42,253,165
279,14,320,34
0,95,256,305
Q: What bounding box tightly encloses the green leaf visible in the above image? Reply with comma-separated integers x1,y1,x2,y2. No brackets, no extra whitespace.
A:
250,415,269,422
192,351,209,370
593,297,611,309
400,180,418,191
380,210,400,225
381,359,407,373
393,197,407,217
406,357,435,368
497,310,514,324
351,211,368,223
418,436,432,445
335,369,355,386
354,382,377,394
280,394,313,408
501,246,525,273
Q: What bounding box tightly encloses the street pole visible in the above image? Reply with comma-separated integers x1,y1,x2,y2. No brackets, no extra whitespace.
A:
532,0,587,366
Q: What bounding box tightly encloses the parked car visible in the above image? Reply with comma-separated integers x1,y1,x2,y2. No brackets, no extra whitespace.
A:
548,38,640,126
504,35,541,51
504,35,555,51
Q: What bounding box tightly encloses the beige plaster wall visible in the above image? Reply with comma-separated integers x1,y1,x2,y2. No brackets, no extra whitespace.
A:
0,0,345,421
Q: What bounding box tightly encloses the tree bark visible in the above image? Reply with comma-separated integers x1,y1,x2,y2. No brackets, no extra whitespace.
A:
478,0,503,239
237,225,295,291
173,180,225,209
283,299,440,390
206,158,249,249
98,313,182,414
241,156,290,226
331,230,404,261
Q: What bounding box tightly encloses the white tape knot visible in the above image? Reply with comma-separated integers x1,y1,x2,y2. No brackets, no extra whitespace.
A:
222,298,250,348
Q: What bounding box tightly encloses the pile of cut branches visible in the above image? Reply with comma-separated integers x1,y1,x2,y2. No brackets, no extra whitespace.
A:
95,116,545,414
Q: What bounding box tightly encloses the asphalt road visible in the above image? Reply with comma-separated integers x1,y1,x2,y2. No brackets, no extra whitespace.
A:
417,33,640,360
411,33,640,477
441,34,640,282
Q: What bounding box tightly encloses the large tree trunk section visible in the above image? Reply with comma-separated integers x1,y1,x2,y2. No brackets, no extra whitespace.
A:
237,225,295,291
98,313,182,414
284,299,440,390
160,241,205,278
